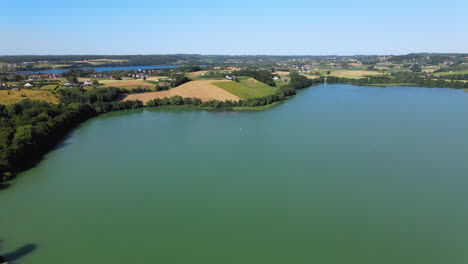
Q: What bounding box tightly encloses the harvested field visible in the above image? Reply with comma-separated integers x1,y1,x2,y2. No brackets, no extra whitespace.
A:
146,76,169,81
100,79,156,90
329,70,383,78
123,80,240,104
40,84,59,90
187,71,208,78
0,89,59,105
274,71,290,76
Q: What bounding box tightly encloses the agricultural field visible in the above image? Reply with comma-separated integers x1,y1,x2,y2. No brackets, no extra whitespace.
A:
0,89,59,105
327,70,384,79
146,76,169,81
274,71,290,76
213,77,277,99
39,84,59,90
100,79,157,90
34,64,70,69
123,80,240,104
72,59,129,65
433,70,468,76
300,69,386,79
187,71,208,78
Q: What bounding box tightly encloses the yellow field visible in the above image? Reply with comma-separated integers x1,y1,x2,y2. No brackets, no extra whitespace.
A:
274,71,290,76
100,79,156,90
187,71,208,78
422,68,438,73
146,76,169,81
39,84,59,90
0,89,59,105
302,70,383,79
123,80,240,104
329,70,383,78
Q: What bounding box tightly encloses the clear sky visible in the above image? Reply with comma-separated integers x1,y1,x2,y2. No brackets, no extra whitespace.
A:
2,0,467,55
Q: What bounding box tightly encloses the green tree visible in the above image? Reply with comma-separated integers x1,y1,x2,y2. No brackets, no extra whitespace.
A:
66,75,78,83
410,64,422,72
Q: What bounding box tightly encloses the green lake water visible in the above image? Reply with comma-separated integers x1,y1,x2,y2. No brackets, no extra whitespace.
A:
2,84,468,264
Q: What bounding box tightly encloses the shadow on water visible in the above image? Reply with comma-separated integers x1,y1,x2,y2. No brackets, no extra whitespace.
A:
0,241,38,263
0,183,10,191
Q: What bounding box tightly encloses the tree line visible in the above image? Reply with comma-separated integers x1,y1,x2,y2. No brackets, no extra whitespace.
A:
232,70,276,86
0,87,144,180
324,73,468,89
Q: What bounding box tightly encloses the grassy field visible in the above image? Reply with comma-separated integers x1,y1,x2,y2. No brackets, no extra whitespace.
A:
213,77,277,99
40,84,59,90
434,70,468,76
0,89,59,105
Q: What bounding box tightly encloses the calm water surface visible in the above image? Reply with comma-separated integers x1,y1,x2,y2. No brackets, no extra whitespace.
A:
2,84,468,264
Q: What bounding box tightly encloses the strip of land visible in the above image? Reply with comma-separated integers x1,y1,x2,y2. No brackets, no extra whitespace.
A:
123,80,240,104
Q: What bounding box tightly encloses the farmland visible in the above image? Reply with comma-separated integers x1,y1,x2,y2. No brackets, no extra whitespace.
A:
100,79,157,90
213,77,277,99
0,89,59,105
123,80,240,104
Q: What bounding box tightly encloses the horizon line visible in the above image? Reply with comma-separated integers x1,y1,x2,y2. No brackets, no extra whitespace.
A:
1,52,468,57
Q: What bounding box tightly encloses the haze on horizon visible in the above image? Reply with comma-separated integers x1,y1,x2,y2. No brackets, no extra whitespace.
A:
2,0,467,56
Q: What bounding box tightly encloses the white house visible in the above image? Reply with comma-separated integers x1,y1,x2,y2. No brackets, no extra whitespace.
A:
273,76,279,81
24,83,33,87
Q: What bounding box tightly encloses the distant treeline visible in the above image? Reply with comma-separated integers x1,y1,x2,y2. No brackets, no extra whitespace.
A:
435,74,468,80
324,73,468,89
0,55,188,66
434,65,468,73
286,72,321,89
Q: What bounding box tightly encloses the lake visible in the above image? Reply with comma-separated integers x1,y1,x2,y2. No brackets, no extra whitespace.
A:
2,84,468,264
18,65,179,74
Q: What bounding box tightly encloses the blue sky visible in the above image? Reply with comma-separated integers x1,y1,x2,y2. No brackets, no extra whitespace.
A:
2,0,467,55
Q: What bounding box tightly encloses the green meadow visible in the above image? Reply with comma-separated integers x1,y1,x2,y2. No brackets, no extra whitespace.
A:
213,77,277,99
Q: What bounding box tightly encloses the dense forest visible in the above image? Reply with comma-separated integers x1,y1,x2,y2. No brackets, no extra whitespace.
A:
232,70,276,86
0,88,143,180
287,72,321,89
